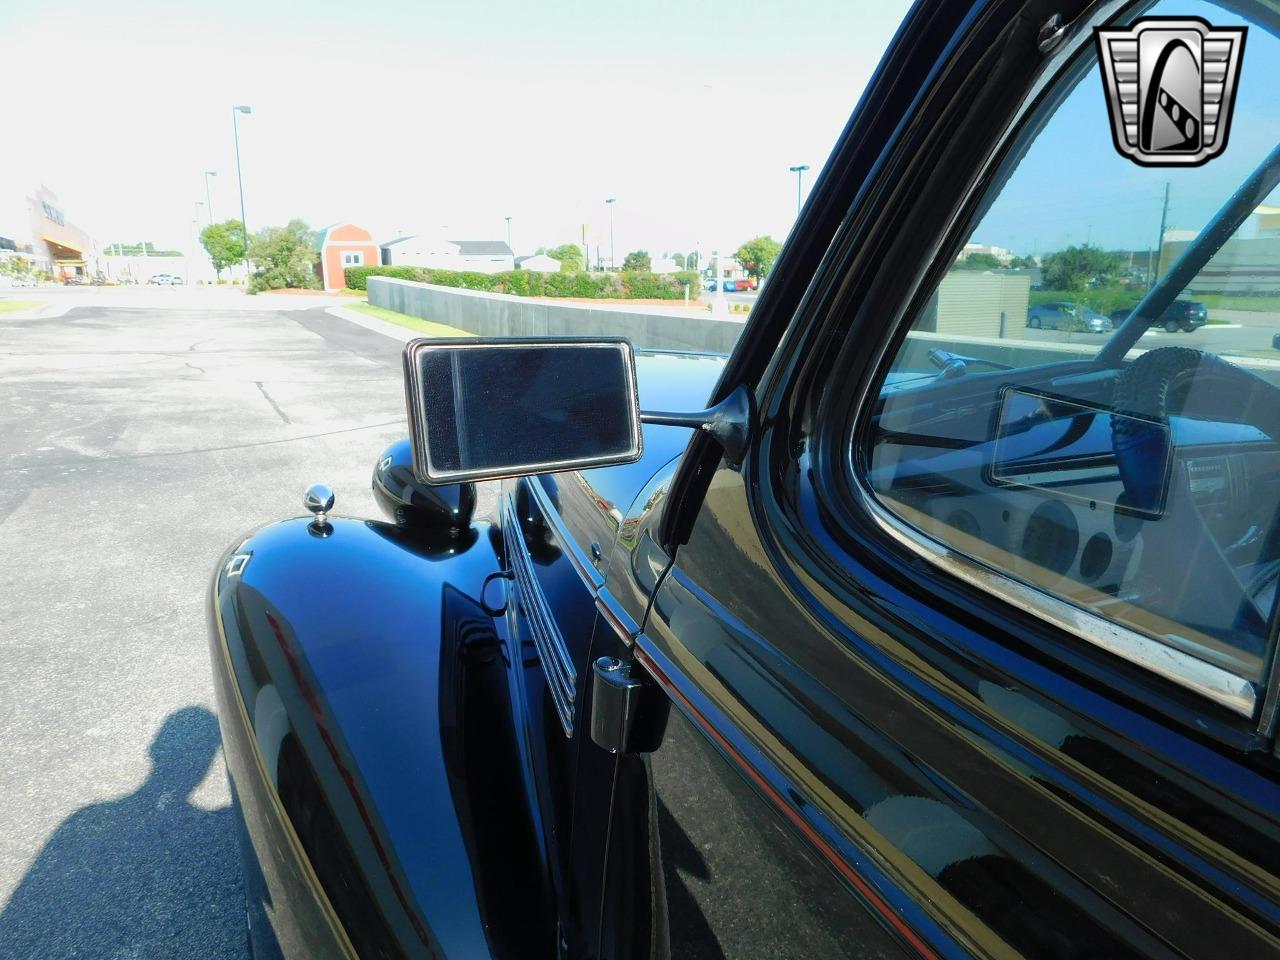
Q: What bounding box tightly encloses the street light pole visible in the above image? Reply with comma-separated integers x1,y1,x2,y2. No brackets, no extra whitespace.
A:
203,171,217,223
788,164,810,218
232,105,252,274
504,216,512,251
605,197,616,270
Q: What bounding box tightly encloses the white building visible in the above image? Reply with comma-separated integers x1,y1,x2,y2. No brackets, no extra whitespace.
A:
958,242,1012,264
514,253,561,272
380,235,514,273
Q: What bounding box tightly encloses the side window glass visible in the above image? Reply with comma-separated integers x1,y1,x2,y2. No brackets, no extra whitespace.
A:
864,0,1279,699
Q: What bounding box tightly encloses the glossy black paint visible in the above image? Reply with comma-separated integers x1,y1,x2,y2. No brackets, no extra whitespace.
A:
209,516,550,959
208,1,1280,958
372,438,476,530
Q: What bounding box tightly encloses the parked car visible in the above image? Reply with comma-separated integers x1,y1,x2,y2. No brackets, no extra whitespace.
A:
1027,300,1112,333
1109,298,1209,333
703,278,717,291
209,2,1280,958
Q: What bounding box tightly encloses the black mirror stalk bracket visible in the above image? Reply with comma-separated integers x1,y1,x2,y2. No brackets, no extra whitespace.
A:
640,384,753,467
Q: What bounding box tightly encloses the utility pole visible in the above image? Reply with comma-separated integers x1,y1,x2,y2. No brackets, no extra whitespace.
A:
789,164,810,217
203,171,217,223
504,216,512,251
1151,181,1170,289
605,198,616,270
232,105,252,274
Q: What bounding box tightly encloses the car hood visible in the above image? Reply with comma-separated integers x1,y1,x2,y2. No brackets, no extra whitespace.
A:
565,350,728,540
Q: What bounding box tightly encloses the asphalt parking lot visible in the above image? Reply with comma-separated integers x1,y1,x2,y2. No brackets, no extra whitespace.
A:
0,290,469,959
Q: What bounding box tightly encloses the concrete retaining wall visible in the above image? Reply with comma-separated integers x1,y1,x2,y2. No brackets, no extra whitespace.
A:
368,276,745,353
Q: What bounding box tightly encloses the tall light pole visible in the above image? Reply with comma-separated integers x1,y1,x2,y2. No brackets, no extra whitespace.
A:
232,105,252,273
203,171,217,223
788,164,810,218
605,197,616,270
504,216,512,251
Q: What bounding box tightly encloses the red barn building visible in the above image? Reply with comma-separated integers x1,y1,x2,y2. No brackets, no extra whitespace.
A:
313,223,379,290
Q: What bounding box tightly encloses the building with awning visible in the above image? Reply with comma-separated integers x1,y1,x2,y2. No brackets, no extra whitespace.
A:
29,187,98,280
0,186,99,281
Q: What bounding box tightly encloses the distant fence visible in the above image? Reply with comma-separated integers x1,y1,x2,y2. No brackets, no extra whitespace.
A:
368,277,745,353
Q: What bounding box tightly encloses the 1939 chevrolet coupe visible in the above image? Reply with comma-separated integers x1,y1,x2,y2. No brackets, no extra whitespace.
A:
208,0,1280,956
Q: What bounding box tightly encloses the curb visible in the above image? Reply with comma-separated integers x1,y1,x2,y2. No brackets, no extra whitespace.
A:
324,305,414,344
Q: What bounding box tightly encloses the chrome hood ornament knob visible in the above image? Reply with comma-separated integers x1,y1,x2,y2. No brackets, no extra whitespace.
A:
303,483,335,525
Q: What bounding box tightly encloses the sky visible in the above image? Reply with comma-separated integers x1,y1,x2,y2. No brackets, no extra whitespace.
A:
969,0,1280,256
0,0,915,261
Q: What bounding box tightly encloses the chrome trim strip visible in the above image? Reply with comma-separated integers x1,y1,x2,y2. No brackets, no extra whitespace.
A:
861,493,1257,717
595,590,638,647
526,477,605,591
502,496,577,735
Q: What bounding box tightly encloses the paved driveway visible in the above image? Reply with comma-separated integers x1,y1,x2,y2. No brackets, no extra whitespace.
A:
0,294,461,958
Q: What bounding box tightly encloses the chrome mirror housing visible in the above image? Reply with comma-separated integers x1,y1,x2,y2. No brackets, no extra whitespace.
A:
402,338,644,485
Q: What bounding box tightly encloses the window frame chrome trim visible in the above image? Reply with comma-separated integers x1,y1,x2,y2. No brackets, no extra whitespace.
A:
859,494,1258,716
842,0,1260,719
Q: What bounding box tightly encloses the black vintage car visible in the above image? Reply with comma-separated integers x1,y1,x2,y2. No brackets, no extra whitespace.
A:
208,1,1280,957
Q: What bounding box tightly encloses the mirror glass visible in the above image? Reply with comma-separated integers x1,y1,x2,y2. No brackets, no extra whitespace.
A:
404,338,642,483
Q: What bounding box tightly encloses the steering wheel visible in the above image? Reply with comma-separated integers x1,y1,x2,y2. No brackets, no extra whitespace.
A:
1110,347,1280,655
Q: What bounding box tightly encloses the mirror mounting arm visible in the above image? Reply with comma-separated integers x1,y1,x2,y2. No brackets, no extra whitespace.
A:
641,385,752,466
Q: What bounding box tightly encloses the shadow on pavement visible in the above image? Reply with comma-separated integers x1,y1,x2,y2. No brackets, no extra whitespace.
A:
0,707,247,960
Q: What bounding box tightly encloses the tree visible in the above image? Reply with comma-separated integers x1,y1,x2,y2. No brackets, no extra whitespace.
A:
672,252,686,269
246,219,320,293
1040,244,1124,291
622,250,651,271
686,250,699,272
956,252,1002,270
1009,255,1037,269
546,243,585,272
734,235,782,281
199,220,247,280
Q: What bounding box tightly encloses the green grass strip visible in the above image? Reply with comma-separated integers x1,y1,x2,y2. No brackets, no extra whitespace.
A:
348,301,473,338
0,300,44,314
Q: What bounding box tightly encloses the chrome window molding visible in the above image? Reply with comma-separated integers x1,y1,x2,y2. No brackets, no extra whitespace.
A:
859,493,1257,716
841,0,1259,718
502,494,579,735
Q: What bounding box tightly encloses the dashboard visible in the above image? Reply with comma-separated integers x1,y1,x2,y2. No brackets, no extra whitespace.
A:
868,365,1280,678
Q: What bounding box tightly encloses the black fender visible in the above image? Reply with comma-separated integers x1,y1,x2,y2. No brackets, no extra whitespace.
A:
208,514,553,960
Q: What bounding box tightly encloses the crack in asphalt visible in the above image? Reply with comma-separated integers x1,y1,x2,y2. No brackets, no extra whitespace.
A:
253,382,292,424
0,419,402,474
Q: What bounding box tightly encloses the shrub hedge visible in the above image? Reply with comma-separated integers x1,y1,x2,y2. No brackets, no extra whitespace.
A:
346,265,702,300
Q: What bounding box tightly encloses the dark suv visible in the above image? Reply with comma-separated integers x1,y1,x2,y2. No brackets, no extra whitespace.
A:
1110,298,1209,333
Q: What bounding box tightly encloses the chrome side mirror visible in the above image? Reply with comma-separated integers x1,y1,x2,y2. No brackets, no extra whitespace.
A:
403,338,644,484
